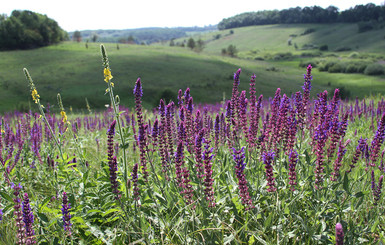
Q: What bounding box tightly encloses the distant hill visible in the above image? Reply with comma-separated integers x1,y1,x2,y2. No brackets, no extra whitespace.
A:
69,26,217,44
218,3,385,30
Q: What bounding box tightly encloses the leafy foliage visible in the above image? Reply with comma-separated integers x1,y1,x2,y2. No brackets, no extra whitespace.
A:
0,10,68,50
218,4,385,30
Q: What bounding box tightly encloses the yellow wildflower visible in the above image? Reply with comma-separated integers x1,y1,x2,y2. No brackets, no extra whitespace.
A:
60,110,68,123
31,89,40,103
104,68,113,84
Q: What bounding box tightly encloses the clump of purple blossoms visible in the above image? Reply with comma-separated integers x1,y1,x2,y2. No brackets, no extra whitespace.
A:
62,191,72,236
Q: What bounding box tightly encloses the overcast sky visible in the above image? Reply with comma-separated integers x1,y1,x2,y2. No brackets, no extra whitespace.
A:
3,0,385,31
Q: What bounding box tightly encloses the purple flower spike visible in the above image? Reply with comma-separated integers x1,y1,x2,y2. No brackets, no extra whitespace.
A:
22,193,36,244
263,151,277,192
335,223,344,245
62,192,72,236
133,77,143,98
232,147,254,210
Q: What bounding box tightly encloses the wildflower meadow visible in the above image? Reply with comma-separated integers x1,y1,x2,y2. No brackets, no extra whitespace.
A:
0,44,384,244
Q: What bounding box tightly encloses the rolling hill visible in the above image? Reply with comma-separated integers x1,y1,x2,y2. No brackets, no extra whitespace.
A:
1,22,385,113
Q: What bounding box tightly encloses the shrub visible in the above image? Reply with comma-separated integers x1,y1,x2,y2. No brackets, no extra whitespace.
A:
273,52,293,60
318,60,337,72
348,52,360,58
328,62,347,73
334,46,352,52
364,64,385,75
299,60,319,68
319,45,328,51
300,28,316,35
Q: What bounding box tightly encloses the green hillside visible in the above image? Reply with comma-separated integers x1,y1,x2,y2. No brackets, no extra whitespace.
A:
1,22,385,113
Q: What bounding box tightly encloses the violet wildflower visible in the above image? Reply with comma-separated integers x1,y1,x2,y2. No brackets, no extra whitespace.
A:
159,99,169,175
109,156,120,199
214,114,220,148
175,141,185,186
233,147,254,210
203,139,215,207
151,118,159,149
62,192,72,236
12,183,24,245
107,120,116,157
134,78,148,180
230,68,241,120
166,103,175,155
248,74,257,142
335,223,344,245
195,128,205,179
330,140,349,181
177,89,183,108
22,193,36,244
301,64,312,126
238,90,248,137
184,98,194,153
288,150,298,191
370,113,385,167
132,163,140,201
372,171,384,205
263,151,277,192
138,124,148,180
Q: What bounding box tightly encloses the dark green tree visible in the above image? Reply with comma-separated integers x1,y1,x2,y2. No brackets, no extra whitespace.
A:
73,31,82,42
187,37,195,50
0,10,67,50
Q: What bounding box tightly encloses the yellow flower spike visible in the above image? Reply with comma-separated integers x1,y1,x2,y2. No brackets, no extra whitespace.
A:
60,110,68,124
31,89,40,103
104,68,113,84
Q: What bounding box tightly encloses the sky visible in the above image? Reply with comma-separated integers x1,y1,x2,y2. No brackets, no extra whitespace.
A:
2,0,385,32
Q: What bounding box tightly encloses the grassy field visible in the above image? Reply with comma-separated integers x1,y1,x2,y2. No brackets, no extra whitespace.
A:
1,23,385,113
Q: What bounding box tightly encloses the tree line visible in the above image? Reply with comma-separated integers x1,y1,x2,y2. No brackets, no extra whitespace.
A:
0,10,68,50
218,3,385,30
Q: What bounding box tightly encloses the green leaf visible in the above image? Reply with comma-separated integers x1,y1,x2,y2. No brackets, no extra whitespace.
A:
371,219,379,233
248,235,255,245
342,172,350,194
264,213,273,229
0,191,14,202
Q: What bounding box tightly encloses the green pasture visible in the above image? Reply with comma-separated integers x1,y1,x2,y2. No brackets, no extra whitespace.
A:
1,22,385,113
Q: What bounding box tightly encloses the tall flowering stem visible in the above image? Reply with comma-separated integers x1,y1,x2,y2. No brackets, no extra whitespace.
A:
288,150,298,191
348,137,367,172
233,147,254,210
371,171,384,205
132,163,140,202
195,128,205,179
134,78,149,180
62,192,72,236
22,193,36,244
203,139,215,207
263,151,277,192
335,223,344,245
370,113,385,167
231,68,241,121
12,183,24,245
23,68,64,162
330,140,349,181
300,64,313,130
101,44,129,197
